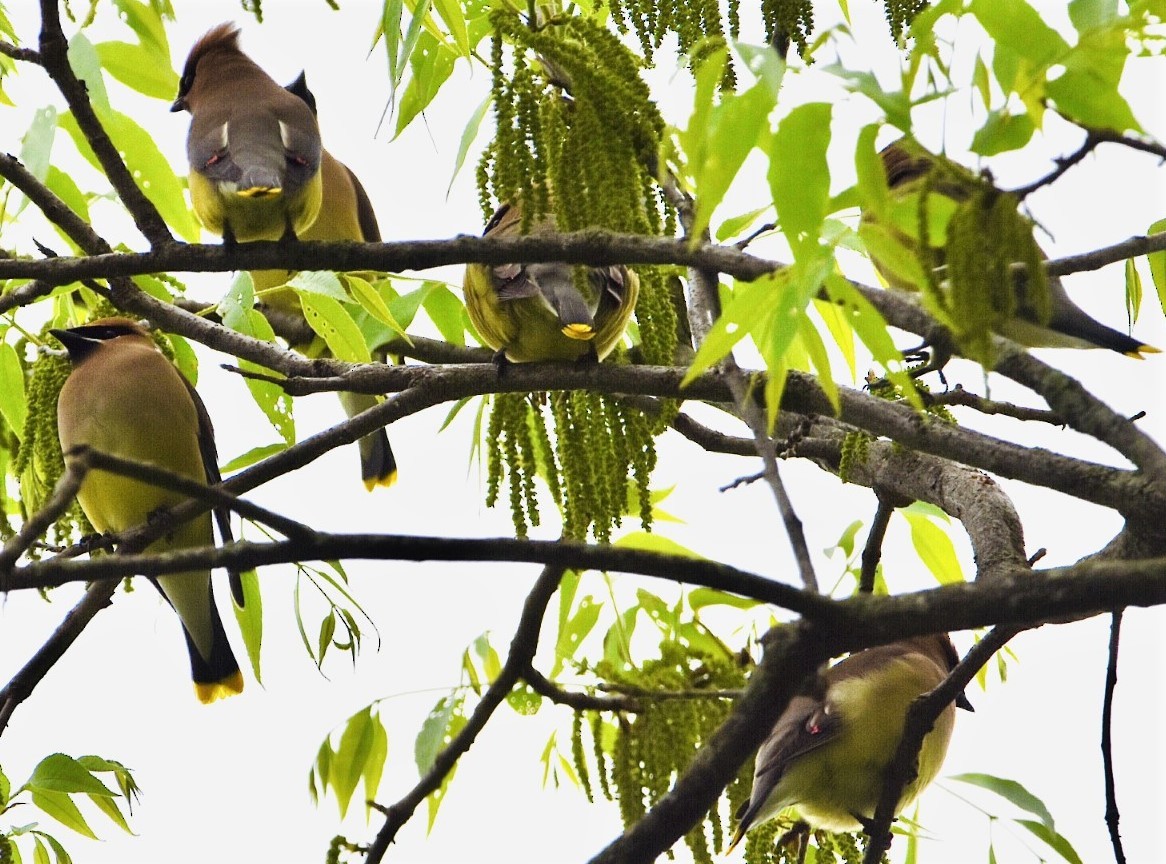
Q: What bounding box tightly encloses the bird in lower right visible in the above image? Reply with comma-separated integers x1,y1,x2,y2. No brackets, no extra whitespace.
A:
463,201,639,364
727,633,973,855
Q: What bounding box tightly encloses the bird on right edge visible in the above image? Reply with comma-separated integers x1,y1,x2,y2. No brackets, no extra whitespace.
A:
463,201,639,364
727,633,973,855
866,138,1158,359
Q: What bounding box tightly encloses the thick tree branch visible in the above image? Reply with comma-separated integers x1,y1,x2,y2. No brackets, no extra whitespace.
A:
363,564,567,863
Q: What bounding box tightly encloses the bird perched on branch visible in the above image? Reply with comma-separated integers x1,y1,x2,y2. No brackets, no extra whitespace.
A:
863,138,1157,359
463,201,639,363
245,71,397,491
53,318,244,703
172,23,322,244
727,633,971,853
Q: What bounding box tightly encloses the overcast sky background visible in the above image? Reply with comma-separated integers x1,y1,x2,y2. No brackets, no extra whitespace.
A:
1,1,1164,863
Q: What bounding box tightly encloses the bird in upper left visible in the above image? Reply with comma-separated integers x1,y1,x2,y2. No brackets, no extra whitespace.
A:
171,23,323,244
54,318,245,704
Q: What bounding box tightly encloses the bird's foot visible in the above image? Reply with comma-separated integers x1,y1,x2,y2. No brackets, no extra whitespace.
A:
221,225,238,248
776,821,811,864
853,812,894,850
492,349,511,377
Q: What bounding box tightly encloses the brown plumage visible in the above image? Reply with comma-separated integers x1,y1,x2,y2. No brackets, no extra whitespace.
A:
728,633,971,850
172,23,323,243
53,318,243,703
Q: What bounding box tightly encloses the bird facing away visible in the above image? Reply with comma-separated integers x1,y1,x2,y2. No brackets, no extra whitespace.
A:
171,23,322,244
463,201,640,363
247,72,397,491
868,138,1157,358
53,318,244,703
727,633,971,852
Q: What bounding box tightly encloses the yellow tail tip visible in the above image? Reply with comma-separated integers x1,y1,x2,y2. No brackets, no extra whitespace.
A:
237,186,282,199
724,830,744,857
562,323,596,341
363,468,399,492
1128,344,1161,359
195,670,245,704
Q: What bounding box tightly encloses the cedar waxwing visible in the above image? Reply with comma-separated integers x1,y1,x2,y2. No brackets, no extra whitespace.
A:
53,319,244,704
727,634,971,852
245,72,396,490
463,201,640,363
866,138,1157,358
171,23,323,244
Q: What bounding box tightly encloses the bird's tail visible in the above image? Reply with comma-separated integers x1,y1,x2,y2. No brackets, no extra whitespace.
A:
338,391,398,490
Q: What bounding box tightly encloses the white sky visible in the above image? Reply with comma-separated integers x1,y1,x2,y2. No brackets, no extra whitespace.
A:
1,1,1165,863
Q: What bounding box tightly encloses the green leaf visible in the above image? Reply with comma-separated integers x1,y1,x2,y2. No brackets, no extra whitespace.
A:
506,683,543,716
221,442,288,473
317,612,337,666
415,695,465,831
972,53,992,109
58,108,200,242
95,40,178,99
299,293,372,363
1068,0,1118,32
971,110,1036,155
232,567,264,684
1125,258,1143,328
1147,218,1166,316
44,165,90,227
431,0,469,57
767,103,832,259
826,66,911,131
447,93,492,193
24,755,117,797
1016,820,1084,864
949,773,1056,829
395,31,456,137
85,793,131,834
218,274,296,446
0,342,27,440
111,0,173,56
344,274,407,337
687,587,759,612
34,830,72,864
714,205,773,243
472,633,502,681
65,33,110,112
970,0,1069,66
900,508,963,584
328,706,376,819
18,105,57,190
0,764,9,806
554,596,600,675
361,712,389,819
687,78,776,241
615,530,702,558
422,283,467,345
287,271,352,302
29,791,97,840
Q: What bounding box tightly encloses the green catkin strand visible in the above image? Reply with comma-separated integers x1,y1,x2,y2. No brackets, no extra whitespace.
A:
485,395,505,509
590,711,613,801
884,0,930,41
571,709,593,802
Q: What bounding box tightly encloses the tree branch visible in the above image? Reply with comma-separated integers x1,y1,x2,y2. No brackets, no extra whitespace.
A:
37,0,173,247
1102,610,1127,864
362,564,567,862
862,625,1020,864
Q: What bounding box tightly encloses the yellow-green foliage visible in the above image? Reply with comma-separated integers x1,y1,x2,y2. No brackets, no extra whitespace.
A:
485,390,657,541
572,641,750,863
945,188,1049,367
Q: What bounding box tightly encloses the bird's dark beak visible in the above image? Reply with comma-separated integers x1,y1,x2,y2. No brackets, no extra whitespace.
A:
956,691,974,712
170,96,187,113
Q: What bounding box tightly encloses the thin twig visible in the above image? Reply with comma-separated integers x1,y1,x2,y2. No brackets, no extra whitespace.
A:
1009,132,1102,201
862,625,1020,864
0,459,85,574
522,667,640,712
362,564,567,862
0,40,42,63
858,494,898,594
1102,610,1127,864
926,384,1064,425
